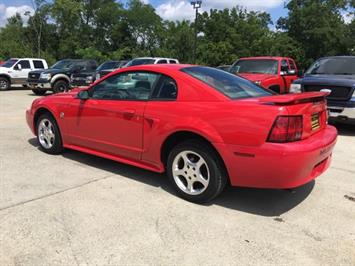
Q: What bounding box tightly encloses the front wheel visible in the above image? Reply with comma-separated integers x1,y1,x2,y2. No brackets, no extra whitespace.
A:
36,113,63,154
167,140,227,203
0,77,10,91
53,80,69,93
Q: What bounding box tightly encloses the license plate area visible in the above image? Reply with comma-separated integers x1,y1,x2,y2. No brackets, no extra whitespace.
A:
311,113,320,131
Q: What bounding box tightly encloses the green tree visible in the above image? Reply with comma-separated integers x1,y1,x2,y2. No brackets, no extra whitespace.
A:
277,0,350,67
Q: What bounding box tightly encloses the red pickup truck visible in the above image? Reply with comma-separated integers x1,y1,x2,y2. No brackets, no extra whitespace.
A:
229,56,299,94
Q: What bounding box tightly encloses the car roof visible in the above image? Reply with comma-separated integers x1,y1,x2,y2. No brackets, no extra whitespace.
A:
237,56,291,60
316,56,355,60
132,57,178,61
10,58,46,60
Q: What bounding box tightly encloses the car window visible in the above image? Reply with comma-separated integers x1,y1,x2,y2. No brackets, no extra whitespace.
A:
181,66,273,100
33,60,45,69
151,75,177,100
16,60,31,69
2,59,18,68
230,59,278,75
91,71,160,100
281,59,289,72
288,60,296,70
157,60,167,64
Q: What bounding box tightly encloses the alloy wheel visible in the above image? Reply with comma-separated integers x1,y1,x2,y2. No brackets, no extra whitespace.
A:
38,118,56,149
172,150,210,195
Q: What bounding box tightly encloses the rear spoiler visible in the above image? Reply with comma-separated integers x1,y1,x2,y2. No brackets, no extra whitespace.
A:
259,92,329,105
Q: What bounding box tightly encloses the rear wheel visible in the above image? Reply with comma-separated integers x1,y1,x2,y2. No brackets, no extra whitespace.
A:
36,113,63,154
167,140,227,203
0,77,10,91
32,89,47,96
53,80,69,93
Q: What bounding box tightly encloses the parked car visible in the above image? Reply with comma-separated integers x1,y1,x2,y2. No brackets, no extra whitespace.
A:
290,56,355,124
27,59,97,95
95,60,129,81
124,57,179,67
0,58,48,90
26,64,337,203
229,56,300,94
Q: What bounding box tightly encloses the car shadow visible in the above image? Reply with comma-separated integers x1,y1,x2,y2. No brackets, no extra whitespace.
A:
329,121,355,136
28,138,314,217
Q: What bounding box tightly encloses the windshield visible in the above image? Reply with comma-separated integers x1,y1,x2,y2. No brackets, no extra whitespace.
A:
306,57,355,75
125,59,155,67
182,66,273,100
2,59,18,68
97,61,120,71
230,59,278,75
51,60,77,69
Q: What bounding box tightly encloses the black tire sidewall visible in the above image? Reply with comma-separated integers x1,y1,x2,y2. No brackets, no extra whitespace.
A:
36,113,63,154
0,77,10,91
167,140,227,203
53,80,68,93
32,89,47,95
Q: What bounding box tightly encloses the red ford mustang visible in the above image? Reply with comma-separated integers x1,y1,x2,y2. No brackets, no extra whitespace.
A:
26,64,337,203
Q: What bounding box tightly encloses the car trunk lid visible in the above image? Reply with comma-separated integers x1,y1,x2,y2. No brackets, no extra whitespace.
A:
258,92,329,139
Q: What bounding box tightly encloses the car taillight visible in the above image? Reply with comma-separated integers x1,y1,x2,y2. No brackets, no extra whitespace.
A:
267,116,303,143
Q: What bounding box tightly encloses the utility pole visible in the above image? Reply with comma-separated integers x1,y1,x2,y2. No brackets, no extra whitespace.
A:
190,1,202,64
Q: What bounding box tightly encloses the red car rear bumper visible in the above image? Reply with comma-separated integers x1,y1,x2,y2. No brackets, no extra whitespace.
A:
214,125,337,189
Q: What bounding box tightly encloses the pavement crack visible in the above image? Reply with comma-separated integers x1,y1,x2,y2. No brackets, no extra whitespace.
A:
0,174,114,212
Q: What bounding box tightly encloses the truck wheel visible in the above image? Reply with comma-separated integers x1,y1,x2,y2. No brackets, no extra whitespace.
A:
0,77,10,91
167,140,227,203
53,80,69,93
32,89,47,96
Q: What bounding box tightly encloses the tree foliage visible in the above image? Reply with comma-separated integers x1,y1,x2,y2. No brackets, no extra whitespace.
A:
0,0,353,69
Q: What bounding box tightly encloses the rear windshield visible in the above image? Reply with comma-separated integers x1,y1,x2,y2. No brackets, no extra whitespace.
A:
181,66,273,99
97,61,120,71
306,57,355,75
51,60,77,69
2,59,18,68
126,59,156,67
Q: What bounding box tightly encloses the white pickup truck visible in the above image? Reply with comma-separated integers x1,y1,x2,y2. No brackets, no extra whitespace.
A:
0,58,48,90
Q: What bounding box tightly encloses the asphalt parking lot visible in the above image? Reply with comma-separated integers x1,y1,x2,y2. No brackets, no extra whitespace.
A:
0,89,354,266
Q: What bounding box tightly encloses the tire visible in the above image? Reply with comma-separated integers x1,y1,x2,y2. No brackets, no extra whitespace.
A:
36,113,63,154
53,80,69,93
32,89,47,96
0,77,10,91
167,140,227,203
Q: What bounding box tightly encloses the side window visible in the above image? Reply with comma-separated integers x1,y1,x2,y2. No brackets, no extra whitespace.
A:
33,60,45,69
16,60,31,69
280,59,289,72
91,71,159,100
157,60,167,64
151,75,177,100
288,60,296,70
169,60,177,64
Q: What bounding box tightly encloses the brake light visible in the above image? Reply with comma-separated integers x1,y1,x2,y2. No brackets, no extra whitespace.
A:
268,116,303,143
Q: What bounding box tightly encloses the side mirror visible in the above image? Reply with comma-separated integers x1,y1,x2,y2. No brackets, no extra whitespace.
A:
287,69,296,75
77,90,90,100
15,64,22,70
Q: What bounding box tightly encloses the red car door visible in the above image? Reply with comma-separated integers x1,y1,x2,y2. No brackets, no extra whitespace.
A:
280,59,298,93
64,71,160,160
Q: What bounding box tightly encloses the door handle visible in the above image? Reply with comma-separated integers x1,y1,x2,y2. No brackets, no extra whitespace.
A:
122,109,136,119
123,109,136,115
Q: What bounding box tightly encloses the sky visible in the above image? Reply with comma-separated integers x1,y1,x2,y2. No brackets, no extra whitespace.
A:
0,0,289,27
